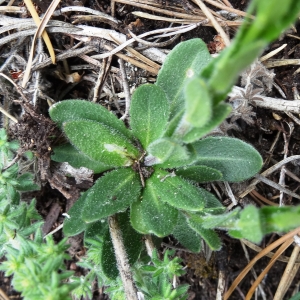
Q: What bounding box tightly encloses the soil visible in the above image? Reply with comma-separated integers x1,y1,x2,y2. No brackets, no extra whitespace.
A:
1,0,300,299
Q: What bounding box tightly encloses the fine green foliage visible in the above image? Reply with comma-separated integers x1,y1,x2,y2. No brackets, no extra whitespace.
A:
0,129,77,300
47,0,300,298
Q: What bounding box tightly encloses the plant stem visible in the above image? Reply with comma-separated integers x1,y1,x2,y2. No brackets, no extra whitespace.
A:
108,215,138,300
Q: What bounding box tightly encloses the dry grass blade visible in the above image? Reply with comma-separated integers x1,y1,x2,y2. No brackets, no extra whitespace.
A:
224,227,300,299
260,44,287,62
110,34,160,70
194,0,230,46
114,0,204,20
103,44,159,74
22,0,61,87
245,239,294,299
263,59,300,68
23,0,56,63
0,6,25,13
203,0,254,18
132,11,202,24
250,190,279,206
239,155,300,198
241,238,300,263
274,244,300,299
0,288,9,300
254,174,300,200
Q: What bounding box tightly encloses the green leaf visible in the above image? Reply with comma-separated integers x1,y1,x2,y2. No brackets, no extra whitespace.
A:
236,205,263,243
82,168,141,222
183,77,212,128
149,169,205,211
63,192,88,237
130,200,149,235
156,38,211,118
193,137,263,182
172,213,201,253
63,120,139,167
260,206,300,234
49,99,132,140
200,208,241,229
145,138,191,168
51,144,112,174
101,212,143,279
84,220,108,245
130,84,169,149
176,165,223,183
181,103,231,143
130,179,178,237
188,215,222,250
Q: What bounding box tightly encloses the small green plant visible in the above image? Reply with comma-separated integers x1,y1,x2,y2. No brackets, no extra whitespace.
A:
0,129,77,300
48,0,300,298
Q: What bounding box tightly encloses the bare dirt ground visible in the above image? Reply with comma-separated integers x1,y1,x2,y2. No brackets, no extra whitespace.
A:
1,0,300,299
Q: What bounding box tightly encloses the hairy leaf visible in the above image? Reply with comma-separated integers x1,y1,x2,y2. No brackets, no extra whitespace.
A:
130,179,178,237
260,205,300,234
193,137,262,182
172,213,201,253
51,144,112,174
236,205,263,243
156,38,211,118
63,120,139,167
176,165,223,183
130,84,169,149
49,99,132,139
82,168,141,222
63,191,88,237
181,103,231,143
183,77,212,128
145,138,191,168
150,169,205,211
188,215,222,250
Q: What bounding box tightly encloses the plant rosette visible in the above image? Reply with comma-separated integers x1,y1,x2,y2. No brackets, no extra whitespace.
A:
49,38,263,274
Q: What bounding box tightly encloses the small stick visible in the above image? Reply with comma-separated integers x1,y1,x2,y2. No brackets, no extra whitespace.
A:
279,122,294,206
111,0,116,17
0,106,18,123
93,57,108,102
239,155,300,198
118,59,131,121
108,215,138,300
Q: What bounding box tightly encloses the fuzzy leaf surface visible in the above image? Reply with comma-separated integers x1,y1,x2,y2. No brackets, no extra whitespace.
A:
260,206,300,234
51,143,112,173
49,99,132,139
156,38,211,118
181,103,231,143
130,177,178,237
145,138,191,168
150,169,205,211
63,120,139,167
184,77,212,128
172,213,201,253
82,168,141,222
176,165,223,183
63,192,88,237
193,137,262,182
188,215,222,250
130,84,169,149
236,205,263,243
